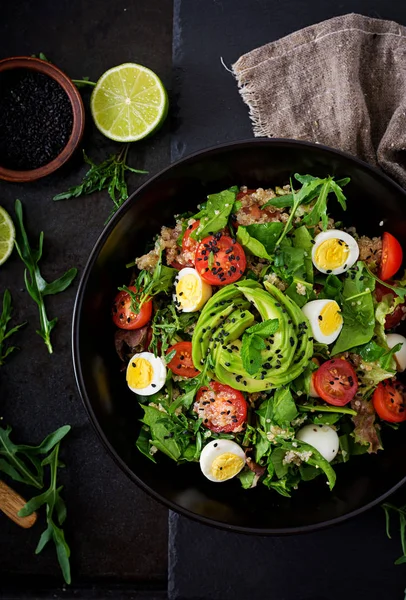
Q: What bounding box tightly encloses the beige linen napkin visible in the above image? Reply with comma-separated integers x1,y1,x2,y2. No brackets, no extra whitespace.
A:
233,13,406,187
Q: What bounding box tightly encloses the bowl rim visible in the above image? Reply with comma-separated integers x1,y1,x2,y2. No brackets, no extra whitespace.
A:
0,56,85,182
72,137,406,535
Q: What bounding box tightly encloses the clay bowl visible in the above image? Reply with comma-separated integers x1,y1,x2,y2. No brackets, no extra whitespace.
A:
0,56,85,183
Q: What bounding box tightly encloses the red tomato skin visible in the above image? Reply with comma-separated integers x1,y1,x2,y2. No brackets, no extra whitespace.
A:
313,359,358,406
112,287,152,330
379,232,403,281
372,381,406,423
374,282,406,329
195,235,247,286
195,382,247,433
166,341,200,378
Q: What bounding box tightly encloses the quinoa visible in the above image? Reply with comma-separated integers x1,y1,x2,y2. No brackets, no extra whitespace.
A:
136,221,187,272
357,235,382,267
235,187,289,226
296,282,307,296
264,272,288,291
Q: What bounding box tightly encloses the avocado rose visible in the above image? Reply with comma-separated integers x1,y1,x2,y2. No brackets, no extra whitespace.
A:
192,280,313,392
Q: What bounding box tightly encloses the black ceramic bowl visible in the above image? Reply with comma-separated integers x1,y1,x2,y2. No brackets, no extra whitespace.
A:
73,139,406,534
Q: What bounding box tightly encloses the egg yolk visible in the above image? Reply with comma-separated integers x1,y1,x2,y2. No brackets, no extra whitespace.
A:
319,302,343,336
211,452,245,481
314,238,349,270
176,274,201,310
127,357,154,389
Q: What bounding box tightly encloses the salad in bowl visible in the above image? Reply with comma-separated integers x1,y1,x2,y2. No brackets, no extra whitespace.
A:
112,173,406,497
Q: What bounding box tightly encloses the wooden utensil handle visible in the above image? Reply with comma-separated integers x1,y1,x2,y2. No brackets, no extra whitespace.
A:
0,480,37,528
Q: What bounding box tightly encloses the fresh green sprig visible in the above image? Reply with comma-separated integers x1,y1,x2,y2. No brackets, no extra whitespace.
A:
13,200,77,354
0,289,26,366
19,442,71,584
382,503,406,565
241,318,279,375
119,252,176,314
0,425,70,490
53,145,148,223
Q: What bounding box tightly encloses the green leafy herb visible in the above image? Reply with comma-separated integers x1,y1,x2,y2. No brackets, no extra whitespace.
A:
14,200,77,354
317,273,343,301
0,425,70,490
191,187,238,240
297,403,357,416
53,146,147,223
244,222,284,254
119,253,176,314
382,502,406,565
241,318,279,375
365,265,406,299
272,387,298,425
237,469,257,489
169,357,212,413
19,442,71,584
332,262,376,355
236,226,272,260
0,289,26,366
71,76,96,89
150,304,198,356
281,439,337,490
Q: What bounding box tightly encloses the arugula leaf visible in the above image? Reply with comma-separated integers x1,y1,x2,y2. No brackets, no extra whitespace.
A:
191,187,238,240
382,503,406,565
0,425,70,489
140,405,182,460
332,262,376,355
365,265,406,299
14,200,77,354
270,447,289,479
169,358,212,413
53,146,147,223
380,343,402,370
255,429,271,463
0,289,26,366
120,251,176,314
297,403,357,416
236,226,271,260
150,304,198,356
18,443,71,584
244,222,284,254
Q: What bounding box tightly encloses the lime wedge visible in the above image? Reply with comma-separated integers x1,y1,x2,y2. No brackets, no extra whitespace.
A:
0,206,15,266
91,63,168,142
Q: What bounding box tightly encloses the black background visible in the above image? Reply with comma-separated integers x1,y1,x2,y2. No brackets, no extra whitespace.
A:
2,0,406,598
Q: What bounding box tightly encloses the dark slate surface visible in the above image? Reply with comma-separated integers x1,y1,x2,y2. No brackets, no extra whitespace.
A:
0,0,172,593
169,1,406,598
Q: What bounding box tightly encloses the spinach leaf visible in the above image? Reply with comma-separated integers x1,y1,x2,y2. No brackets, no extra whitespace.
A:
169,358,212,413
270,447,289,478
236,226,271,260
191,187,238,240
317,274,343,301
19,443,71,584
299,464,321,481
14,200,77,354
292,225,314,283
237,469,256,489
352,340,386,363
272,387,298,426
332,262,376,355
255,430,271,463
245,222,284,254
135,427,157,463
0,289,26,366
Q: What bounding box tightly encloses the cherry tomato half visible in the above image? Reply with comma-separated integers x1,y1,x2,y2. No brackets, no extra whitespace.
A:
195,235,247,285
194,382,248,433
375,282,406,329
372,381,406,423
112,286,152,330
379,232,403,281
166,341,200,378
313,358,358,406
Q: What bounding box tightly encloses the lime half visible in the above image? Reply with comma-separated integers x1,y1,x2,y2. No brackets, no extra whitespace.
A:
91,63,168,142
0,206,15,266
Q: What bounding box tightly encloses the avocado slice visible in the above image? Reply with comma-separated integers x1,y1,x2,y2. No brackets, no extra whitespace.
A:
192,279,313,392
